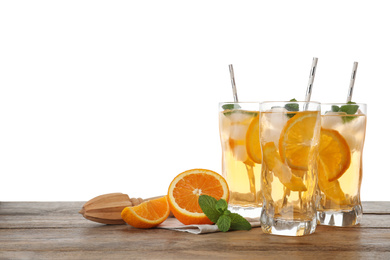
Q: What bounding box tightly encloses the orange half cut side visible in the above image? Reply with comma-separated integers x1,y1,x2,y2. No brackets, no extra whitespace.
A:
167,169,229,225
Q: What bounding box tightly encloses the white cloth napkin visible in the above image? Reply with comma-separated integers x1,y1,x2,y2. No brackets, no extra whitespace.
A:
157,217,261,234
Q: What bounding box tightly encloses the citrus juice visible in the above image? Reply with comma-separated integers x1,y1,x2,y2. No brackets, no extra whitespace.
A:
219,103,262,217
259,102,321,236
317,103,367,226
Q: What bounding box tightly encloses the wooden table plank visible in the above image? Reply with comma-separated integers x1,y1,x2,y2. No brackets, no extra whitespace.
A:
1,226,390,258
362,201,390,214
1,201,390,259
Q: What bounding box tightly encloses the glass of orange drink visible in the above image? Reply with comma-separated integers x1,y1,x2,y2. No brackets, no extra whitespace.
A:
317,103,367,226
259,101,321,236
219,102,262,218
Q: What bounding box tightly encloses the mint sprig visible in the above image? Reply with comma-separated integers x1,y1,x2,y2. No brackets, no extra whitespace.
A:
222,104,241,110
285,98,299,118
330,101,359,123
198,195,252,232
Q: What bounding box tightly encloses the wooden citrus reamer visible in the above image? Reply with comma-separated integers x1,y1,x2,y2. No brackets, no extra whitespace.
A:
79,193,164,225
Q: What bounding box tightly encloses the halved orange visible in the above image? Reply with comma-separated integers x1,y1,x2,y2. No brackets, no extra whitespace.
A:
246,115,262,164
121,196,170,228
167,169,229,225
279,111,320,170
262,142,307,191
318,128,351,182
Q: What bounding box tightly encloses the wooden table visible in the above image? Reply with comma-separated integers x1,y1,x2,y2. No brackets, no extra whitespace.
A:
1,201,389,259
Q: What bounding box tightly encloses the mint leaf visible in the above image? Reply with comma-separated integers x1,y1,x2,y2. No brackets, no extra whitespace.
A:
222,104,241,110
331,105,340,112
340,102,359,115
216,215,231,232
229,213,252,231
215,199,228,214
285,98,299,111
198,195,221,223
285,98,299,118
331,102,359,123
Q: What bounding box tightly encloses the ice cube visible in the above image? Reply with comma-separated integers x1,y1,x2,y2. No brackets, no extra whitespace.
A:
227,111,254,124
321,112,345,130
260,111,288,145
345,114,366,133
342,132,357,152
340,115,366,151
261,128,282,146
269,107,288,113
232,145,248,162
263,110,288,133
230,124,248,140
219,113,231,137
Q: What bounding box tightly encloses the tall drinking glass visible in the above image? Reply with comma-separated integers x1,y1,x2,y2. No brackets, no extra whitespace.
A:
317,103,367,226
219,102,262,218
259,101,321,236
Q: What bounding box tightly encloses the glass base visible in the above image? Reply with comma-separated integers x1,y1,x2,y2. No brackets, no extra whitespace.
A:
228,205,262,220
260,212,317,236
317,204,363,227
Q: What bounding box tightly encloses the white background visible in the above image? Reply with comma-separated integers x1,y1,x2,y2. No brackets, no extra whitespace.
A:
0,1,388,201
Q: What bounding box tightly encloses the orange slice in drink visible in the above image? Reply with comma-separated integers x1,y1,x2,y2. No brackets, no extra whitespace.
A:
262,142,307,191
317,128,351,204
167,169,229,225
279,111,320,171
121,196,170,228
318,163,346,204
245,115,262,164
318,128,351,182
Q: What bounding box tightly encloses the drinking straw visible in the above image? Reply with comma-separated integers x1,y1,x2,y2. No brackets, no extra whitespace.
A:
229,64,239,102
304,57,318,102
291,58,318,207
346,62,358,102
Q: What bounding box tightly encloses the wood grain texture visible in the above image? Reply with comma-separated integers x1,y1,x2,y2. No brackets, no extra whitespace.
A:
1,201,390,259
